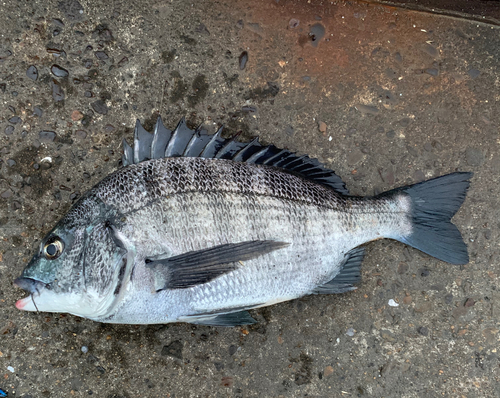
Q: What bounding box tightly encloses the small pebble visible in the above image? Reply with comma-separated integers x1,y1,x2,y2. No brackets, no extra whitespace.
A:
118,57,129,67
71,110,84,121
318,121,327,133
39,130,56,142
417,326,429,336
388,299,399,307
346,328,355,337
425,68,438,76
323,365,334,377
355,104,378,115
468,69,480,79
289,18,300,29
1,190,12,198
242,105,257,113
9,116,21,124
229,345,238,356
91,100,108,115
95,51,109,60
195,23,210,35
7,366,14,373
81,346,88,353
464,298,475,307
51,64,69,77
75,130,87,139
83,59,93,69
422,43,438,58
239,51,248,70
5,125,14,135
26,65,38,80
33,106,43,117
51,80,65,101
397,262,408,274
52,18,64,27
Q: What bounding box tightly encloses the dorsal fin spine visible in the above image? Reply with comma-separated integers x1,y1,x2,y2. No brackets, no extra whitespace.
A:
122,118,349,195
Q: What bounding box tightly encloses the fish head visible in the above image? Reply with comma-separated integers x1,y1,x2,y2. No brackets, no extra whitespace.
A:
15,198,129,320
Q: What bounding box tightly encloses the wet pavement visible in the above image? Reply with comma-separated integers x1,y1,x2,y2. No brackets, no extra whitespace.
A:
1,0,499,397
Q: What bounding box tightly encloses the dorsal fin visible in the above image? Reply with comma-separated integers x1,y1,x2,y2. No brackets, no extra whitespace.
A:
122,117,349,195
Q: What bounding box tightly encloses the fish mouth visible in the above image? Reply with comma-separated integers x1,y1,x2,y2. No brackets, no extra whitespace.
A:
14,277,47,311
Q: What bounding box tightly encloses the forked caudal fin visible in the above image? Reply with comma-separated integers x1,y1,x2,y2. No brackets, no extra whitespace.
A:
387,172,473,265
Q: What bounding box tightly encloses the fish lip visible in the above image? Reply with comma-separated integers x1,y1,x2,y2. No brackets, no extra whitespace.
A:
14,277,48,295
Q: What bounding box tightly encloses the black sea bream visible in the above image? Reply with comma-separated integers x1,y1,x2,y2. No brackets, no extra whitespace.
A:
14,117,472,325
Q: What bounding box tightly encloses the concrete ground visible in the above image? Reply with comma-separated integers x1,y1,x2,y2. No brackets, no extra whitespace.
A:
1,0,499,397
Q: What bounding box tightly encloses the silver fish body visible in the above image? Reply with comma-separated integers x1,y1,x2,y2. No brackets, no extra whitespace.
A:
15,118,472,325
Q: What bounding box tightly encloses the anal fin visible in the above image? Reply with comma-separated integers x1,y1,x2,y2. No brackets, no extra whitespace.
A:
312,247,364,294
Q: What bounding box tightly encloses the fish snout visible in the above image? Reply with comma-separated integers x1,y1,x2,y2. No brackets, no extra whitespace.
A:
14,277,47,294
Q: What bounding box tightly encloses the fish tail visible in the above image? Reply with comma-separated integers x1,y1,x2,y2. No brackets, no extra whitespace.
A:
389,172,473,264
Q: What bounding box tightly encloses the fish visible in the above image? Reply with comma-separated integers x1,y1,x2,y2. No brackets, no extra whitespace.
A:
14,117,472,326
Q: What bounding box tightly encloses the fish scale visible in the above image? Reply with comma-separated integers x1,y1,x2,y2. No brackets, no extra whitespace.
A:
14,117,472,326
106,187,406,322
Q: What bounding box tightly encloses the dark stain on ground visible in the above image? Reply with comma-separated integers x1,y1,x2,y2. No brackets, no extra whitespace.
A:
180,34,197,46
187,75,209,107
161,49,177,64
92,23,114,43
141,112,161,132
8,146,61,199
12,235,23,247
222,71,239,88
169,71,188,103
224,115,251,137
106,391,131,398
104,340,129,367
161,340,183,359
291,352,313,385
244,81,279,102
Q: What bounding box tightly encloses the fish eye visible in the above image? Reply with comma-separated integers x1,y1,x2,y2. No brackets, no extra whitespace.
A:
43,237,64,260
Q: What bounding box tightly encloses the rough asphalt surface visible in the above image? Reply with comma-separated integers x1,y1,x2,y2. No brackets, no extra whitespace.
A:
1,0,499,397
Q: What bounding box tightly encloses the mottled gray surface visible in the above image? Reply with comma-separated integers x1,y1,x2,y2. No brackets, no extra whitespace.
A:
0,0,499,397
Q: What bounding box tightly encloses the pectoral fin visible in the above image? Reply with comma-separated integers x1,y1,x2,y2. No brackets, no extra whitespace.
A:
146,240,289,290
